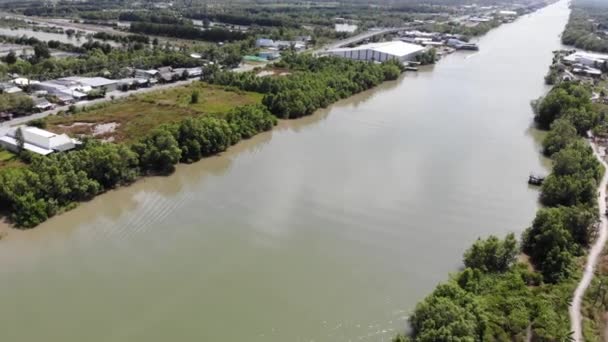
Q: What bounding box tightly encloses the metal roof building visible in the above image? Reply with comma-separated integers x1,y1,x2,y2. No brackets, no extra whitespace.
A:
325,41,425,62
563,51,608,68
0,126,78,155
62,77,117,88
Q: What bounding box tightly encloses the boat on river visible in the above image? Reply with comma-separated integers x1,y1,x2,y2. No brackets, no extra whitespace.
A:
528,174,545,186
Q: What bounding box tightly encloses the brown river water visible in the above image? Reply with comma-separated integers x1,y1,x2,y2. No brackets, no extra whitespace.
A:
0,1,568,341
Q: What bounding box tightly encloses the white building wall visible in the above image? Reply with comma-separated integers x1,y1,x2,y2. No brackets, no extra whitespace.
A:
22,130,51,150
326,46,420,62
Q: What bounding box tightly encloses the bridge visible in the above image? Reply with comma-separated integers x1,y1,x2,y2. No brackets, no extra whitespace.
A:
315,27,409,54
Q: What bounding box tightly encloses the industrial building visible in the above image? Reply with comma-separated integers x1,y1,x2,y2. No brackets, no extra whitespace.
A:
0,126,78,155
61,77,119,92
325,41,425,62
563,51,608,68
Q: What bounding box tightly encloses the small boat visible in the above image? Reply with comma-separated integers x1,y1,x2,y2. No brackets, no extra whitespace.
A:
528,174,544,186
404,66,418,71
459,43,479,51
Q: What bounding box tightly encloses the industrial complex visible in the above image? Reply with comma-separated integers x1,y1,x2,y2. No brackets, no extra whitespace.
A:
323,41,425,62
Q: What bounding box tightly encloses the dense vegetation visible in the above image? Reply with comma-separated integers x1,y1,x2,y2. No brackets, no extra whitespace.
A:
0,42,205,81
187,12,300,29
562,0,608,53
130,22,249,43
118,11,185,25
0,93,34,115
92,32,150,44
534,82,597,133
0,105,276,228
415,49,437,65
396,80,604,341
207,53,404,118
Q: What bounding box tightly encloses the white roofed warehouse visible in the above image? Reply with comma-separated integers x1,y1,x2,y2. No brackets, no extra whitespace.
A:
325,41,425,63
0,126,78,155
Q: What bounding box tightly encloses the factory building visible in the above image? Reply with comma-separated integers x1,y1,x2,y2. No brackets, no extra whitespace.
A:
0,126,78,155
325,41,425,62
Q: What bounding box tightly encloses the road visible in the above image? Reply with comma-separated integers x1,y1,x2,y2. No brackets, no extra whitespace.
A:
569,141,608,342
314,27,408,54
0,78,199,136
0,59,270,136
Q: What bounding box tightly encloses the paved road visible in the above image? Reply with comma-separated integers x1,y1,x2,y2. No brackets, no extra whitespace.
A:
0,78,199,136
0,60,270,136
314,27,408,55
569,141,608,342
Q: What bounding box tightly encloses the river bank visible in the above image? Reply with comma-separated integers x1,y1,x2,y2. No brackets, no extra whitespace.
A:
0,93,341,237
401,0,608,337
0,1,569,341
570,141,608,341
0,55,400,229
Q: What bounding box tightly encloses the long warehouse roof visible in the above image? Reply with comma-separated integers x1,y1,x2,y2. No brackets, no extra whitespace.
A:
328,41,425,57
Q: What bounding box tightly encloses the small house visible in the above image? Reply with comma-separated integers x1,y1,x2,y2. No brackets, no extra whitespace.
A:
61,77,118,92
33,97,54,111
0,82,22,94
255,38,276,48
186,67,203,77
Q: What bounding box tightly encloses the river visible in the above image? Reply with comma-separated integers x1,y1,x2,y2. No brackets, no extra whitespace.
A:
0,1,569,341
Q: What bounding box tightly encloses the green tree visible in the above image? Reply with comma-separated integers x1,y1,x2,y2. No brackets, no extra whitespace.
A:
463,233,518,273
542,119,578,156
14,127,24,154
190,90,199,104
535,83,591,129
4,50,17,64
522,207,587,283
34,44,51,60
409,283,486,341
563,106,599,135
133,127,182,174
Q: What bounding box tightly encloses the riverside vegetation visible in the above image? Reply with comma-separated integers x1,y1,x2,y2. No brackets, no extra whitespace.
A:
206,52,404,119
0,104,276,228
0,54,404,228
561,0,608,53
394,81,606,341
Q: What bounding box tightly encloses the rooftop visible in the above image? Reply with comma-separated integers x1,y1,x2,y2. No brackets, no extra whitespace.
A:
1,126,78,155
328,41,425,57
23,126,55,138
62,76,117,88
0,136,53,155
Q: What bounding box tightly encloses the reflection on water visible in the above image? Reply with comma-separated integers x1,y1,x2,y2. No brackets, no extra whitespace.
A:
0,1,570,342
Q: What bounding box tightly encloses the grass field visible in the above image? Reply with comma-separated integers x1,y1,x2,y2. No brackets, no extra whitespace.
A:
0,148,22,169
46,82,263,143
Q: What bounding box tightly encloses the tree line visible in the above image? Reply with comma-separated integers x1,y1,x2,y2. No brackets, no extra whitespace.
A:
118,12,186,25
185,12,300,29
206,52,404,119
0,42,204,82
395,81,604,341
92,32,150,45
0,104,276,228
562,3,608,53
130,22,248,43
